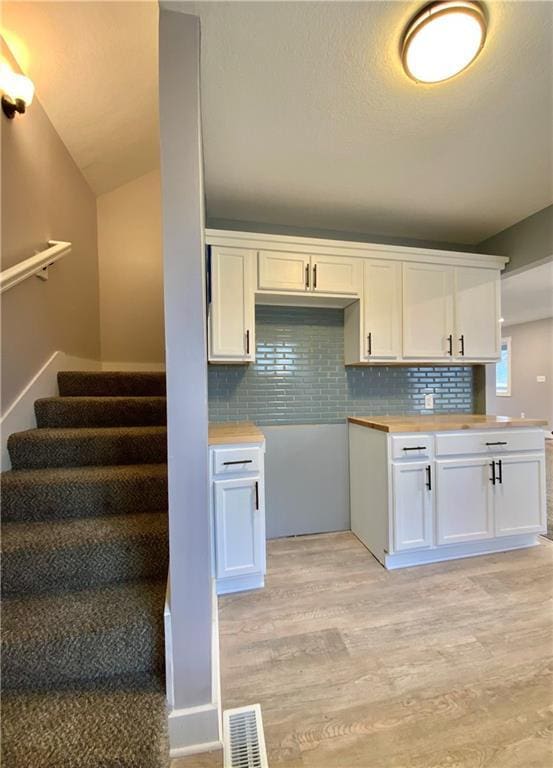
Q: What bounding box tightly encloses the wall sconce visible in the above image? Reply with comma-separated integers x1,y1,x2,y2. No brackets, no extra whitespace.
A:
0,61,34,119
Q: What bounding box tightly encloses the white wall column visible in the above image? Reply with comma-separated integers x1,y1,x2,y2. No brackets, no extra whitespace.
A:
159,4,221,756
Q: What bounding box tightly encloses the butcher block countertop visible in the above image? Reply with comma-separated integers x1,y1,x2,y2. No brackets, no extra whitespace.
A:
208,421,265,445
348,414,548,433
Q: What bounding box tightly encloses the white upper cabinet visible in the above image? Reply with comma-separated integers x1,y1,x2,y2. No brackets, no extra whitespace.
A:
258,251,361,296
402,263,454,360
209,247,256,363
454,267,500,361
311,255,362,295
363,260,402,360
258,251,309,293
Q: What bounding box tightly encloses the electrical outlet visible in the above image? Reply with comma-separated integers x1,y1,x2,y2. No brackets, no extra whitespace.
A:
424,393,434,409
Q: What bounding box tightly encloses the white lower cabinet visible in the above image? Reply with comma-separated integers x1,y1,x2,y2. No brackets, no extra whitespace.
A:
493,454,546,536
210,443,266,594
214,477,264,579
349,424,546,570
392,461,433,551
435,458,494,545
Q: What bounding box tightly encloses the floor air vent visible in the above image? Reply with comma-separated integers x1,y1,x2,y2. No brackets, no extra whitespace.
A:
223,704,269,768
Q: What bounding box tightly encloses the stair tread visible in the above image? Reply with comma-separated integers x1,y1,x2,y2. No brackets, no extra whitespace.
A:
58,370,166,398
2,685,168,768
1,463,168,522
2,461,167,485
10,425,168,440
35,396,167,428
2,510,168,553
3,579,166,640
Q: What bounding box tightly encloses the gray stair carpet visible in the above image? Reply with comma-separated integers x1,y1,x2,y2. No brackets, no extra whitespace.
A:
1,371,170,767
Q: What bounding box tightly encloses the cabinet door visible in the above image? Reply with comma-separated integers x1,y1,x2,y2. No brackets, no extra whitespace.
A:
258,251,309,292
209,247,255,362
364,260,401,359
494,454,546,536
435,458,494,545
213,477,264,579
392,461,433,552
455,267,500,360
402,263,454,359
312,255,362,295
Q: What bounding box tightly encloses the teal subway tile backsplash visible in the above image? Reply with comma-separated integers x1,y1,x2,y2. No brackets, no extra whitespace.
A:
208,307,474,425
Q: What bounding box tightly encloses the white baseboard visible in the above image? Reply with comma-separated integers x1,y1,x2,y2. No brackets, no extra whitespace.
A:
165,579,222,757
101,361,166,371
383,534,540,570
0,351,100,470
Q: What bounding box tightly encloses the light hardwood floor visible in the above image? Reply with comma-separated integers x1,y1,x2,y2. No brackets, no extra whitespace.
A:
174,532,553,767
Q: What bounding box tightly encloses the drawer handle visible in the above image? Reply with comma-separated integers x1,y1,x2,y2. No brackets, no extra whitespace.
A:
403,446,427,451
223,459,253,466
485,441,507,446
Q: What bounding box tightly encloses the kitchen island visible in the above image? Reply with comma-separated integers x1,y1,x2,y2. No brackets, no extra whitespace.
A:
349,414,547,569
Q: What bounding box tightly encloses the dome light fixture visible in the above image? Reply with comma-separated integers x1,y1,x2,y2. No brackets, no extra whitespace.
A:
401,1,487,84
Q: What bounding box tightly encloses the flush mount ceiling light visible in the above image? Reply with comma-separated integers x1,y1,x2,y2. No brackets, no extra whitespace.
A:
401,1,487,84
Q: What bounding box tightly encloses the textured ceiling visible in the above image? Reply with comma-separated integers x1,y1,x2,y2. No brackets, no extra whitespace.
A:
3,1,553,243
2,1,159,196
185,0,553,244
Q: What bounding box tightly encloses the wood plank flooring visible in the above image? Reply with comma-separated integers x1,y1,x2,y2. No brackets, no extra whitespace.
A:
174,532,553,767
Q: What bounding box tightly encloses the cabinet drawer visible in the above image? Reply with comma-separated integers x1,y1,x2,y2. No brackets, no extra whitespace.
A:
391,434,432,459
212,446,261,475
435,430,544,457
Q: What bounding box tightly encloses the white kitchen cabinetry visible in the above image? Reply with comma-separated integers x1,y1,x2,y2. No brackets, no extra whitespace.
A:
258,251,309,293
210,443,266,594
435,458,494,545
206,231,508,365
402,263,454,360
349,423,546,570
392,461,433,551
493,454,546,536
258,250,361,297
209,247,256,363
454,267,500,361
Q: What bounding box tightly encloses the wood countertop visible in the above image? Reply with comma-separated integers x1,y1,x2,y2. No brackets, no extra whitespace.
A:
208,421,265,445
347,414,548,433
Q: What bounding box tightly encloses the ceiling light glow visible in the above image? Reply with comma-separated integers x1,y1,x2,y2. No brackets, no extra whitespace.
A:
402,1,487,84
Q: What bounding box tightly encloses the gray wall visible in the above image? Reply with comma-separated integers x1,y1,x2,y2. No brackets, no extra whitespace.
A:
264,424,349,538
487,318,553,431
1,41,100,412
479,205,553,275
159,3,213,727
97,169,164,364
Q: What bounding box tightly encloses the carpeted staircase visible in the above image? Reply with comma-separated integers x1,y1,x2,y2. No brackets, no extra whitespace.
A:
1,371,170,767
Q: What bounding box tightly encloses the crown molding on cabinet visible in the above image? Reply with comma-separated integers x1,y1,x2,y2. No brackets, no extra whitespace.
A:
205,229,509,271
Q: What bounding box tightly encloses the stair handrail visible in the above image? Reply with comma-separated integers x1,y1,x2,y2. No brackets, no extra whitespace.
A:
0,240,72,294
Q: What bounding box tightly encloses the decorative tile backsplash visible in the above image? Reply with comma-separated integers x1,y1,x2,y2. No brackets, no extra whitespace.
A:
208,307,475,425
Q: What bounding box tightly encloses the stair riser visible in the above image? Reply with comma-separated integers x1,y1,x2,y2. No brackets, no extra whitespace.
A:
2,535,169,597
9,434,168,470
2,622,164,692
1,471,168,522
35,398,167,428
58,371,166,397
